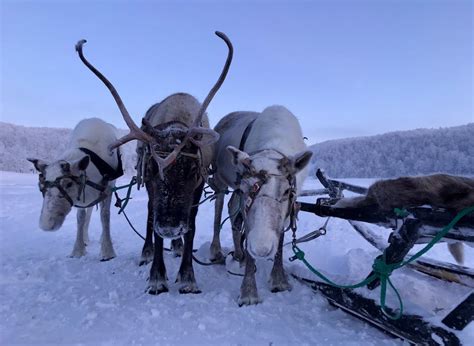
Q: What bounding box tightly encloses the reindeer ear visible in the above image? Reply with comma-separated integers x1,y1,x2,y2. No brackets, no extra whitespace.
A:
70,156,90,173
226,146,252,172
291,150,313,173
27,158,48,172
141,118,155,133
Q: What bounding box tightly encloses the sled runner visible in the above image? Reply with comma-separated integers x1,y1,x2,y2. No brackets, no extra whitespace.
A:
292,275,462,345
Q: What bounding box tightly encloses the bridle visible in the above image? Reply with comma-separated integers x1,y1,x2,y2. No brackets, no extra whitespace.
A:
38,167,109,209
236,150,299,232
137,137,207,190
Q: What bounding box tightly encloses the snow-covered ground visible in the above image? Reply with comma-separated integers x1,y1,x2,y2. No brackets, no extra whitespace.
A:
0,172,472,345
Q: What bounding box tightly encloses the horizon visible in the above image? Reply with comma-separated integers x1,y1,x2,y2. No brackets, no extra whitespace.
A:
2,119,471,145
1,1,472,144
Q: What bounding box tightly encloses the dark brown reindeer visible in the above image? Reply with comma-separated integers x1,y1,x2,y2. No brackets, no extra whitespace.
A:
76,31,233,294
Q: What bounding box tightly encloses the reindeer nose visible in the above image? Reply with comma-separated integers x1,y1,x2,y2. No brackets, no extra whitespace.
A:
154,224,187,239
248,242,275,259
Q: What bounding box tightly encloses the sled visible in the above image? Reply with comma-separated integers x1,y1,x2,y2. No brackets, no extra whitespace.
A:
292,170,473,343
297,169,474,287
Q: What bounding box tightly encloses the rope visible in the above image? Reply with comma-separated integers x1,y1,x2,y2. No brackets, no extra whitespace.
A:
113,179,245,268
121,209,146,241
112,176,137,214
291,205,474,320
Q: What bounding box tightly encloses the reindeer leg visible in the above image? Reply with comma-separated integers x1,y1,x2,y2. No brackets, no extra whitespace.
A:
230,192,245,263
71,208,87,258
171,238,184,257
82,207,93,245
210,192,225,263
99,193,116,261
238,250,259,306
140,192,154,266
176,184,203,294
148,232,168,295
269,233,292,292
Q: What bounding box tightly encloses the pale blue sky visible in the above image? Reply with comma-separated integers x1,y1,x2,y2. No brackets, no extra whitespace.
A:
1,0,472,143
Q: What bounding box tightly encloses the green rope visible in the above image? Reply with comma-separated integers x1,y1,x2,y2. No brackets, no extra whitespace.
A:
112,176,137,214
292,205,474,320
394,208,410,218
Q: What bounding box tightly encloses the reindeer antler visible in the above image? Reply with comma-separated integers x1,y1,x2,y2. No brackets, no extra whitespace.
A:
154,31,232,177
75,39,155,149
193,31,234,128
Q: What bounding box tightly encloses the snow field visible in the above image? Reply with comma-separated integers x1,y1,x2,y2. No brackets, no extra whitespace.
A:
0,172,472,345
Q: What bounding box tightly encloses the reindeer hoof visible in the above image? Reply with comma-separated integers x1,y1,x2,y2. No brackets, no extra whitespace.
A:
140,245,154,266
139,250,153,266
70,248,86,258
210,252,225,264
100,247,116,262
232,252,245,264
147,281,169,295
269,271,292,292
270,282,292,293
238,295,260,306
139,259,151,266
148,286,169,295
100,256,115,262
179,282,201,294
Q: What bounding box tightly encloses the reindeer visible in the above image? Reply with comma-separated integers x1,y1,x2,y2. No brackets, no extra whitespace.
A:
75,31,232,294
28,118,123,261
209,106,313,305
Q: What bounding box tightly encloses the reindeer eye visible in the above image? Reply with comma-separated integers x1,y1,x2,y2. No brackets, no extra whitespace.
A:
66,182,73,188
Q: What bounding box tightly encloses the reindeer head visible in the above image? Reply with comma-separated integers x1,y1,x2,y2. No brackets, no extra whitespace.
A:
27,156,90,231
140,95,217,238
227,146,312,259
76,32,233,238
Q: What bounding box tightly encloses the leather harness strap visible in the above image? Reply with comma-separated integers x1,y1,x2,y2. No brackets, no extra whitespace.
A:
38,148,124,208
79,147,123,181
239,119,256,151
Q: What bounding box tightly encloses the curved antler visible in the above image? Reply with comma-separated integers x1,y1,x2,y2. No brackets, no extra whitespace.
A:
75,40,155,149
151,31,232,178
192,31,234,128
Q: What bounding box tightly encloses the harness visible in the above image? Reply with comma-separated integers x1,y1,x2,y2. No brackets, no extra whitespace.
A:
135,122,208,189
235,118,299,235
38,148,124,208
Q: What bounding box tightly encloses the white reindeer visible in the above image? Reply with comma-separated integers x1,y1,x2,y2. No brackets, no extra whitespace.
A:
28,118,122,261
209,106,313,305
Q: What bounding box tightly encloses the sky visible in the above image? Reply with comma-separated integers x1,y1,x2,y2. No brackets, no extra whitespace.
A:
1,0,472,144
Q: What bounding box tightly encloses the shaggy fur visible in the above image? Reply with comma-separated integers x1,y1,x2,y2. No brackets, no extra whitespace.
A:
339,174,474,265
362,174,474,212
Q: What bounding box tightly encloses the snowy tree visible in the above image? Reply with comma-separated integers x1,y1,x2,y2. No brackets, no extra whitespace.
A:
309,123,474,178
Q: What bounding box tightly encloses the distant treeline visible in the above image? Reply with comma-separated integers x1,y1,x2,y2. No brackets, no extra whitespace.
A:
0,122,137,174
1,122,473,178
310,123,474,178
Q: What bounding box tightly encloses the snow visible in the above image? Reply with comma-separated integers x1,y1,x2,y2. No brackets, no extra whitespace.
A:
1,171,472,345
